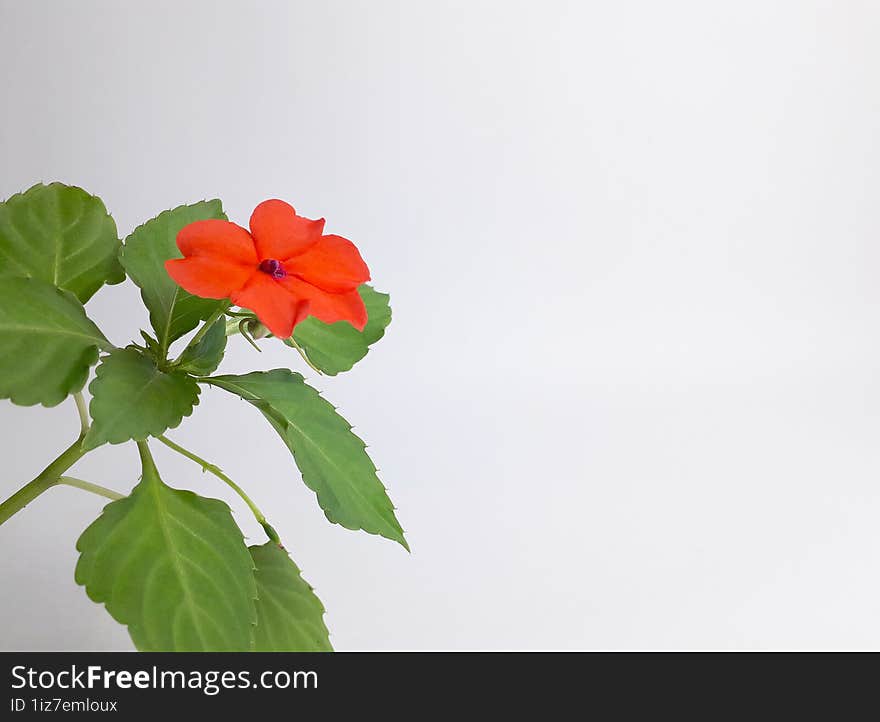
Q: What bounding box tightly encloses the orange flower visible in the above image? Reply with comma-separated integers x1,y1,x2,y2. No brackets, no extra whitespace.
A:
166,200,370,339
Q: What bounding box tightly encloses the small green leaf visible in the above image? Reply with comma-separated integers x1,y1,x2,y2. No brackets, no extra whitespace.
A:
120,201,228,358
83,348,199,449
0,276,109,407
75,449,258,651
250,542,332,651
285,285,391,375
359,285,392,346
139,330,163,359
0,183,125,303
205,369,407,549
176,317,227,375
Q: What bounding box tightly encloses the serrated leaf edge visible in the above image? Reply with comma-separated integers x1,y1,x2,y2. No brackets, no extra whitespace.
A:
203,370,409,550
119,199,227,353
83,350,201,449
1,181,126,299
75,468,259,651
249,543,333,652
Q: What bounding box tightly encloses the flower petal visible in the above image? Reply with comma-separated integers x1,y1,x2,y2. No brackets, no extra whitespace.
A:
249,199,324,261
165,257,256,299
177,219,258,264
231,273,310,339
288,234,370,293
280,276,368,331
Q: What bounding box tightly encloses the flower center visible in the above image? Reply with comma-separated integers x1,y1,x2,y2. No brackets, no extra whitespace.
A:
258,258,286,279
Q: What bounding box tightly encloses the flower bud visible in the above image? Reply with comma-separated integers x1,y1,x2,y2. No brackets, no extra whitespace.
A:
246,319,271,339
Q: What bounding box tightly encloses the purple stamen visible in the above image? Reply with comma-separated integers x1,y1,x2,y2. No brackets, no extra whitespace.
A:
259,258,286,279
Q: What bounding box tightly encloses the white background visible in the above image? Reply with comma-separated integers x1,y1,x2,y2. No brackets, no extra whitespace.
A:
1,0,880,650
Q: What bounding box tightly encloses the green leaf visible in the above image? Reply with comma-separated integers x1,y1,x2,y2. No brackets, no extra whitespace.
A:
0,276,109,407
75,447,258,651
83,348,200,450
285,285,391,375
176,317,227,375
359,285,393,346
120,200,228,358
139,330,163,359
250,542,332,651
0,182,124,303
205,370,408,549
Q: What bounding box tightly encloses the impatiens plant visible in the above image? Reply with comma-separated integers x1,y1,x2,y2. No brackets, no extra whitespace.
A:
0,183,406,651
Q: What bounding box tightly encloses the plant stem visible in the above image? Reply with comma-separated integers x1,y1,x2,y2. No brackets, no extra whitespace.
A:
236,319,263,352
0,390,103,524
286,335,323,375
58,476,124,501
155,434,280,543
73,392,90,434
171,303,230,365
191,304,230,348
0,437,87,525
136,439,158,478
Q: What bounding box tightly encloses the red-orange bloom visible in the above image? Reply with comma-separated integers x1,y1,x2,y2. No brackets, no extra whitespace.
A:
165,200,370,339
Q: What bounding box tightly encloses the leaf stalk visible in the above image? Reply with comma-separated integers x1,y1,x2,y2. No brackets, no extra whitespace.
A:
170,302,230,366
155,434,280,543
